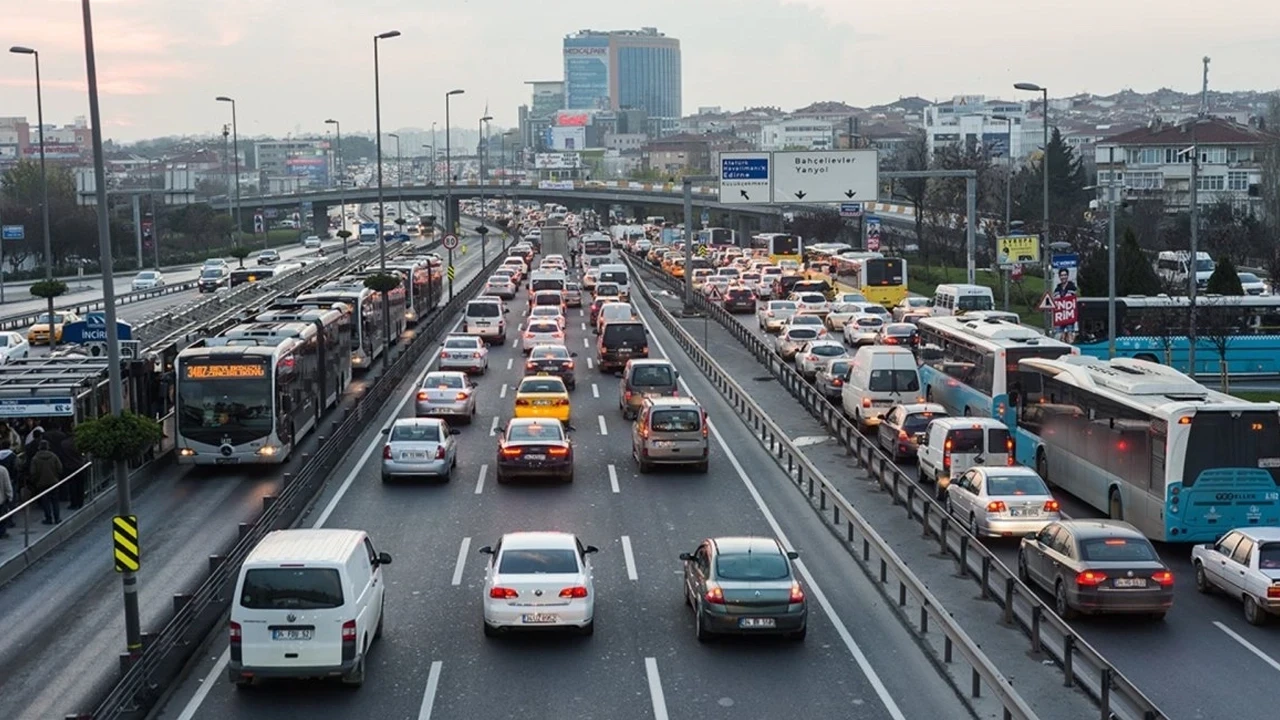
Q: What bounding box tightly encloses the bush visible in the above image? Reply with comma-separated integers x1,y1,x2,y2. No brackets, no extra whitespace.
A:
1205,256,1244,295
29,279,69,299
363,272,402,293
74,412,164,462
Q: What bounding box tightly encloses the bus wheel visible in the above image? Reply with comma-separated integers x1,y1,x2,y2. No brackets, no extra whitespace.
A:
1036,449,1050,485
1108,488,1125,521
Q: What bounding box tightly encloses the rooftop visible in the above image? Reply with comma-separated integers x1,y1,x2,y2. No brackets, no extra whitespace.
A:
1101,116,1279,146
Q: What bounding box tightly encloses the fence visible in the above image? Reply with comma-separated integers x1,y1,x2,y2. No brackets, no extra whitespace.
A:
0,282,199,332
80,250,504,719
626,255,1166,720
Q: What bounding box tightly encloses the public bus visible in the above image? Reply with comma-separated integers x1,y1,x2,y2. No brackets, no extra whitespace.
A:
808,251,909,308
292,281,405,372
1074,295,1280,377
582,236,614,265
916,315,1077,426
175,335,320,465
752,233,803,265
359,260,439,324
1014,354,1280,542
229,263,302,288
252,305,354,408
696,228,737,247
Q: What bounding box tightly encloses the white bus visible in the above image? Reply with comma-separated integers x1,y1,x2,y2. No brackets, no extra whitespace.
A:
931,284,995,316
917,316,1077,425
1014,355,1280,542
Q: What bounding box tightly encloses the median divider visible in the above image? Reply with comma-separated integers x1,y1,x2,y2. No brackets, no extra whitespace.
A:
626,256,1166,720
0,281,199,332
81,248,504,720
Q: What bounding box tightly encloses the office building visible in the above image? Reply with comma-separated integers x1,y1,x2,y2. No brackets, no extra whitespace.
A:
253,139,332,187
921,96,1041,162
563,28,681,119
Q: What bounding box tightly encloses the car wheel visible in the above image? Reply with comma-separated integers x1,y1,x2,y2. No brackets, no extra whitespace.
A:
637,457,651,474
1245,596,1269,626
1017,550,1031,583
380,474,391,484
495,469,507,485
341,644,366,687
579,619,595,637
695,607,712,642
1054,580,1078,620
696,461,709,474
564,470,575,483
1194,562,1213,594
789,626,807,642
1149,612,1167,622
483,621,500,638
232,675,254,689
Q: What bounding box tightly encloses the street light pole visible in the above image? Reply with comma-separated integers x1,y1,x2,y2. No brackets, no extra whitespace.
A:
478,114,492,266
80,0,141,659
215,96,242,247
431,122,438,184
324,118,346,254
9,45,56,351
1107,146,1118,359
373,29,400,363
992,114,1015,311
1188,123,1200,376
445,89,464,233
388,132,403,221
1015,82,1051,329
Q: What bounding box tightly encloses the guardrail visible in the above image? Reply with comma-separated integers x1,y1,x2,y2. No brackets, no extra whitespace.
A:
626,256,1167,720
0,282,200,333
624,256,1038,720
80,249,505,720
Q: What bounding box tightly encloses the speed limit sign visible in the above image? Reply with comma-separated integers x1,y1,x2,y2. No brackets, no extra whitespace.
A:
442,234,459,250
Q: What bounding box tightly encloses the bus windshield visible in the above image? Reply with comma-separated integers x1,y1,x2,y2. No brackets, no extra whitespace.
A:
583,239,611,256
772,235,800,255
178,360,273,444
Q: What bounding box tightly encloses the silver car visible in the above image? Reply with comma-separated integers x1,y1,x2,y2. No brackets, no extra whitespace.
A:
775,326,821,361
439,335,489,374
825,302,866,331
757,300,798,333
522,320,566,353
484,275,517,299
415,371,478,423
893,296,932,322
794,340,848,379
946,467,1061,538
381,417,460,483
815,358,852,401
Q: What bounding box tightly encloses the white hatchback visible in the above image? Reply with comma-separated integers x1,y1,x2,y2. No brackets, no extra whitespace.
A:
480,531,597,636
522,320,565,353
528,305,567,329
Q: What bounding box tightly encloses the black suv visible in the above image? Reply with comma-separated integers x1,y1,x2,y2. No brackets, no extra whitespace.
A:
722,287,756,313
597,320,649,372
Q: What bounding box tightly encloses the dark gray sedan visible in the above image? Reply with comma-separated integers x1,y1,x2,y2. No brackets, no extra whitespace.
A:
679,536,807,641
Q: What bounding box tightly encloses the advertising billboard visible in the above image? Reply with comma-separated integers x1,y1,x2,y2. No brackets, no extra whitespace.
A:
564,35,610,110
556,112,590,127
982,132,1011,158
547,126,586,151
286,156,329,185
535,153,582,170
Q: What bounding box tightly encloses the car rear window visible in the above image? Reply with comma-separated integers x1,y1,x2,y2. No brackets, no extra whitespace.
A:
650,409,700,432
788,328,819,340
445,338,479,349
391,423,441,442
528,322,560,334
534,293,561,305
1079,537,1159,562
715,552,790,581
520,378,565,393
530,347,569,359
531,279,564,293
985,474,1049,496
903,412,942,432
604,323,646,344
728,289,753,299
867,369,919,392
240,568,344,610
631,365,674,386
946,428,984,453
499,549,579,574
425,374,464,388
467,302,500,317
810,344,844,357
507,423,564,442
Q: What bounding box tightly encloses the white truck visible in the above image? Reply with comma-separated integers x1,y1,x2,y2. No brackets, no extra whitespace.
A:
540,223,570,260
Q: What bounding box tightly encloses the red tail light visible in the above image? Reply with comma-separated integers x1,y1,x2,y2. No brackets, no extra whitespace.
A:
556,398,569,406
515,398,531,406
788,582,805,603
526,362,537,370
884,337,897,344
624,390,633,401
1151,570,1174,587
559,586,589,598
435,446,446,460
832,378,843,386
341,620,357,641
566,361,575,369
456,392,469,401
701,411,710,437
1267,585,1280,599
229,621,242,645
382,445,392,459
704,585,725,604
861,397,871,408
548,446,570,457
1043,499,1060,513
1075,571,1108,587
986,500,1007,513
499,446,522,457
489,586,519,599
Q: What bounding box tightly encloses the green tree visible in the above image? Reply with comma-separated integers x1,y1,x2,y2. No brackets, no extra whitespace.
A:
1205,255,1244,295
885,129,929,263
1078,228,1161,297
1013,127,1091,238
228,245,252,268
74,412,164,462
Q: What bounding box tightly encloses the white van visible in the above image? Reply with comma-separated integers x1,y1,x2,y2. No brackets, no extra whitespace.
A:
916,417,1015,498
1155,250,1213,288
528,270,568,298
463,298,507,342
228,529,392,688
840,346,922,431
932,284,995,316
596,263,631,300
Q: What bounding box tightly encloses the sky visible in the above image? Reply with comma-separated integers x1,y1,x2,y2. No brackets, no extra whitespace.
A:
0,0,1278,142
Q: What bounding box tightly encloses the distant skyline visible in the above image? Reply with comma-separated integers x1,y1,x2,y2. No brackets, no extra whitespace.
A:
1,0,1278,142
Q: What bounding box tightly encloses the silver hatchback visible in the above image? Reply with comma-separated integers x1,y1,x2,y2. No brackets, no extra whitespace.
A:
415,371,477,423
381,418,460,482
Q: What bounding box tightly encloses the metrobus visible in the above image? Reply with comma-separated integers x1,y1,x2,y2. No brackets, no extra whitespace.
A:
696,228,737,247
1075,295,1280,377
229,263,302,288
368,259,439,324
1014,355,1280,542
176,337,320,465
752,233,803,265
582,236,614,265
808,251,909,308
292,281,405,371
252,305,354,407
917,315,1077,426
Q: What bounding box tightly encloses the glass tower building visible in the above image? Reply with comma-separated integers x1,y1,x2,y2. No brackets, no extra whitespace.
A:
562,28,681,119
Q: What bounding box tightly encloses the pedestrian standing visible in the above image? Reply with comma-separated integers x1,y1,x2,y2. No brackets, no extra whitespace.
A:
30,440,63,525
0,441,16,531
60,432,86,510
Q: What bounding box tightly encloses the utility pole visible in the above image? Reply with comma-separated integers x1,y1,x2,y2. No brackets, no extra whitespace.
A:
1188,57,1209,377
1107,146,1118,359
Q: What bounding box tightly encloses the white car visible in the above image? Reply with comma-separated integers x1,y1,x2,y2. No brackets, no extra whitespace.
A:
843,313,886,347
480,531,597,636
795,340,849,379
826,302,867,331
757,300,798,332
528,305,567,329
1238,272,1270,296
130,270,164,291
783,314,829,339
484,276,517,299
522,320,565,353
438,334,489,374
833,292,868,305
303,235,323,248
0,331,30,364
790,292,830,317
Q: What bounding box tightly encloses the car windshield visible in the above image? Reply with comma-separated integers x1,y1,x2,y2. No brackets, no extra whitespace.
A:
867,369,919,392
200,269,222,279
520,378,565,393
137,272,157,279
425,374,464,389
715,551,790,581
1079,537,1159,562
499,548,579,574
650,408,700,432
1238,273,1260,282
985,474,1049,496
810,345,844,357
240,568,343,610
531,347,569,359
445,338,479,349
391,423,441,442
507,423,564,442
468,302,500,317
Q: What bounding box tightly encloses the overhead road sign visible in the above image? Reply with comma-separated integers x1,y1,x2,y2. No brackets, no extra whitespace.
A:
839,202,863,218
0,397,75,418
996,235,1041,266
113,514,140,572
718,152,772,204
1,225,24,240
442,234,459,250
772,150,879,204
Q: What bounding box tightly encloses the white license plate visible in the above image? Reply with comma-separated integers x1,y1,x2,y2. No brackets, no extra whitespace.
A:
651,440,673,447
1113,578,1148,588
535,399,554,406
521,613,558,624
272,628,313,641
401,452,428,460
739,617,776,629
525,454,547,461
215,457,240,465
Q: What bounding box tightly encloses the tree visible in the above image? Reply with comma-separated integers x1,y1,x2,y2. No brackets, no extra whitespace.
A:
1205,255,1244,295
1259,94,1280,234
363,273,401,294
336,229,353,254
74,412,164,462
1012,127,1091,239
788,210,845,243
1077,228,1161,297
1197,296,1244,392
886,129,929,262
228,245,252,268
29,279,68,299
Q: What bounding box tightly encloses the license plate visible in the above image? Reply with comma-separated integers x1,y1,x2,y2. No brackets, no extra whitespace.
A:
618,348,632,354
272,628,313,641
535,399,553,406
521,613,558,624
739,617,776,629
1009,508,1023,517
525,454,546,461
401,452,427,460
651,440,673,447
1113,578,1148,588
215,457,239,465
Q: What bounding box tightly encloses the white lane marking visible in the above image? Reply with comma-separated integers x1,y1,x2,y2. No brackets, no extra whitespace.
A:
608,463,620,493
474,464,488,495
506,357,513,370
489,416,499,436
591,383,599,399
499,384,507,399
644,310,909,720
451,537,472,585
621,534,638,580
587,358,594,369
597,415,608,435
579,309,585,316
644,657,670,720
583,337,589,348
581,322,587,331
178,314,468,720
1215,621,1280,673
511,337,518,348
417,660,444,720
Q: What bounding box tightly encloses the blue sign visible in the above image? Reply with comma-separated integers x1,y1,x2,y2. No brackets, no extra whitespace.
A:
61,313,134,344
839,202,863,217
1,225,23,241
0,397,75,418
721,157,769,180
1050,253,1079,270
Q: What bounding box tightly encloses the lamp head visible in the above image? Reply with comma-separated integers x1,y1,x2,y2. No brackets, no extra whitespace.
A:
1013,82,1044,93
325,118,338,125
376,30,402,40
481,115,493,122
447,89,465,96
215,96,233,103
9,46,36,55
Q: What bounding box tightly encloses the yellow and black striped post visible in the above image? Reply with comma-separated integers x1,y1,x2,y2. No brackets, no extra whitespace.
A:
447,265,456,282
113,514,140,573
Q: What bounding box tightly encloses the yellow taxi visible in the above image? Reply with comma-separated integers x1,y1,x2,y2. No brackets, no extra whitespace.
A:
670,258,686,279
513,375,571,423
27,310,81,345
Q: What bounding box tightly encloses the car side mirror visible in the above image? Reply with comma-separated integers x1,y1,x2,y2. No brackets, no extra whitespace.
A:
380,427,390,434
584,545,599,555
478,545,494,555
786,551,800,560
678,552,693,561
377,552,393,565
570,351,579,357
1024,533,1038,542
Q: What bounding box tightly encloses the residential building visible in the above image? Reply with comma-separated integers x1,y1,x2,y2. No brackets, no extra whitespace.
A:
563,28,681,119
0,116,91,167
644,132,752,174
1095,116,1277,213
522,81,565,152
0,117,31,166
922,96,1041,162
759,118,836,151
253,139,332,188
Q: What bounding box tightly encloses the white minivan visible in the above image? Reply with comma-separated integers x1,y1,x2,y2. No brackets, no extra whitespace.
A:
840,346,922,432
463,298,507,343
916,417,1015,498
932,284,995,316
228,529,392,688
596,263,631,300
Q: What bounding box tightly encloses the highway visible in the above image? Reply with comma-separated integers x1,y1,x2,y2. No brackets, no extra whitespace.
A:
649,259,1280,720
154,259,967,720
0,228,484,720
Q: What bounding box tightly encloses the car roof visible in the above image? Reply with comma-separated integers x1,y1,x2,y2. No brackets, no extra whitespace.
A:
246,529,367,565
711,536,784,555
973,466,1043,479
445,334,483,342
628,358,673,367
894,403,947,415
1223,526,1280,542
645,396,699,409
931,416,1006,430
500,531,578,550
1057,520,1146,541
518,375,566,386
391,417,446,428
424,370,468,380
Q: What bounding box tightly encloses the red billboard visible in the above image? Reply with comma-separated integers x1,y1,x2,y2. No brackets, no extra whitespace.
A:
556,112,589,127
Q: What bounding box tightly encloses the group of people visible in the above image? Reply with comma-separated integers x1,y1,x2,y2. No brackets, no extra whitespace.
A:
0,419,86,534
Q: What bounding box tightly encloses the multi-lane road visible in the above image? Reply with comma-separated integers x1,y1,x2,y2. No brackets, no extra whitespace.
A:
154,258,970,720
0,227,480,720
658,262,1280,720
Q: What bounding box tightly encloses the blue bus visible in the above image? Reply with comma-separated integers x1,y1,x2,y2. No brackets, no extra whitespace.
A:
916,316,1076,427
1013,355,1280,542
1075,296,1280,377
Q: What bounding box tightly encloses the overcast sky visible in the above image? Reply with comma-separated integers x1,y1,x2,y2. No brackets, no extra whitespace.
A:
1,0,1277,142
